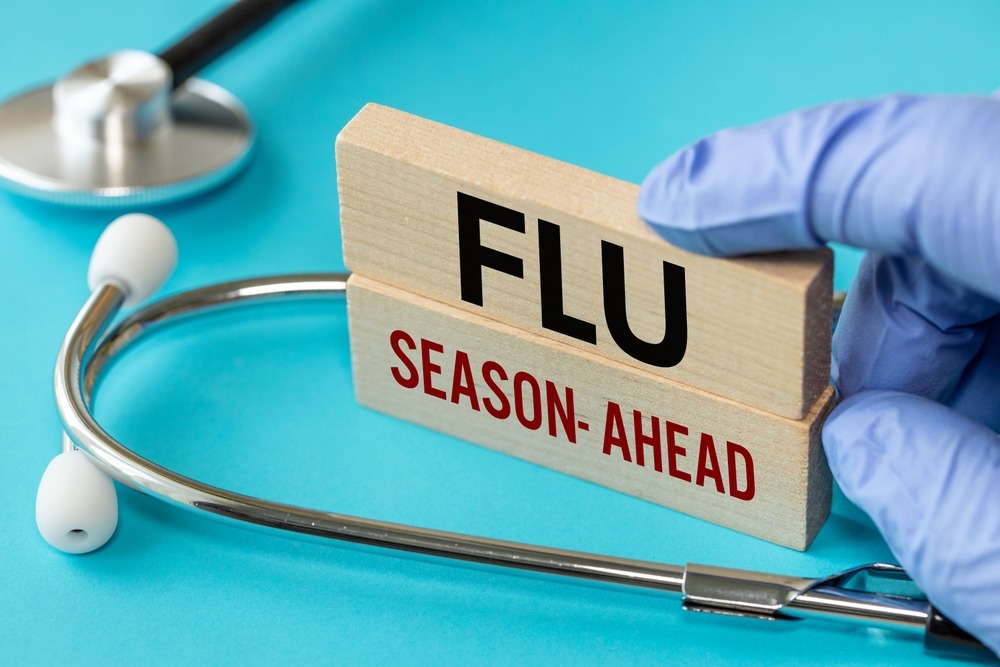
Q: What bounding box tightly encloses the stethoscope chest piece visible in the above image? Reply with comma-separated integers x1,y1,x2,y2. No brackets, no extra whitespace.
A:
0,50,253,207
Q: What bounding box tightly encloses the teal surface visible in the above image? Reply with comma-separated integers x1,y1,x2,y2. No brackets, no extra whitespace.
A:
2,1,998,664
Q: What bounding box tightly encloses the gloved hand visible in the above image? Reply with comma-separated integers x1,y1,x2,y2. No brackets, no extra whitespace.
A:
638,94,1000,653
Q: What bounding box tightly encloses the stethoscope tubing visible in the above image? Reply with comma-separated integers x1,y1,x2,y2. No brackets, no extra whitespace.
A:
59,273,692,589
55,272,961,648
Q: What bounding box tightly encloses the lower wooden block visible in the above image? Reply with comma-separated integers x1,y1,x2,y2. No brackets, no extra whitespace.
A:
347,274,835,550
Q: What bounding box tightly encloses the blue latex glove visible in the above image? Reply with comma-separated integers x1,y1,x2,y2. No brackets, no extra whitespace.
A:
638,94,1000,653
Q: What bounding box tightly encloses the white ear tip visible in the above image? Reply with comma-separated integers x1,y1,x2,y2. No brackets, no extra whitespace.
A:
36,450,118,554
87,213,178,308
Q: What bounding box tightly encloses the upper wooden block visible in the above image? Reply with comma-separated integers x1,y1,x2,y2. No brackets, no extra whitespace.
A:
337,104,831,419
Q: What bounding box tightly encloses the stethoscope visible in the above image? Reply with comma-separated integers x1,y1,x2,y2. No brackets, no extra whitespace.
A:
7,2,993,661
36,214,988,660
0,0,300,206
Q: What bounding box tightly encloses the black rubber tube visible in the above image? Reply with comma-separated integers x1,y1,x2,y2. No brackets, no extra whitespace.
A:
158,0,300,88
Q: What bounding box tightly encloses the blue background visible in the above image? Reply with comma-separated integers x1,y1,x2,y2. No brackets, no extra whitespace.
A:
2,1,998,664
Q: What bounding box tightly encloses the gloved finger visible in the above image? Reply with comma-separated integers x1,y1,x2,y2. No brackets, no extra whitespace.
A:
638,94,1000,302
832,252,1000,403
824,390,1000,654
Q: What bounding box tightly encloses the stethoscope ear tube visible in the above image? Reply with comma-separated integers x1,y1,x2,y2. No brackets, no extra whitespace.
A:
158,0,302,88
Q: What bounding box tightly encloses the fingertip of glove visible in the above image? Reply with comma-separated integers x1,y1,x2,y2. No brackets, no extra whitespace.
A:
638,128,825,257
822,390,927,468
822,392,888,487
638,146,727,257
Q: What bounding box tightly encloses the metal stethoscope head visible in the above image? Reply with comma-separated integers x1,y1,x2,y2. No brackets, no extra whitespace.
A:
34,214,995,661
0,0,298,207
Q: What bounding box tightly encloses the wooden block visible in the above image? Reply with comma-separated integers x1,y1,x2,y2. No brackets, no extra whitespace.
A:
347,274,835,550
337,103,832,419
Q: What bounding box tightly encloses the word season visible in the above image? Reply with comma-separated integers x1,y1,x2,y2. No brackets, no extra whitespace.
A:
388,328,756,501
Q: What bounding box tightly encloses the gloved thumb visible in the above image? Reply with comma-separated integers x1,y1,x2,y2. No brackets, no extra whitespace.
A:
637,95,1000,302
824,390,1000,654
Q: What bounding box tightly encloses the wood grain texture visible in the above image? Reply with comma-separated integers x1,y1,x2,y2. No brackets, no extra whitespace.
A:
337,103,832,419
348,274,835,550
